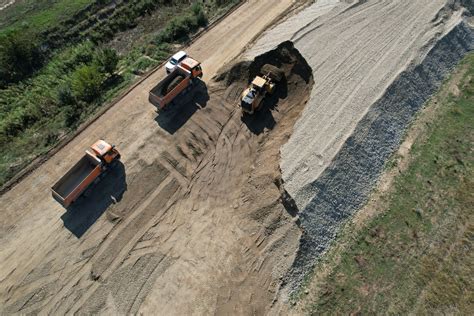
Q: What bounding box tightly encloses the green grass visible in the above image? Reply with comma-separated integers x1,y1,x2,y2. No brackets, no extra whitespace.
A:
0,0,94,35
306,53,474,314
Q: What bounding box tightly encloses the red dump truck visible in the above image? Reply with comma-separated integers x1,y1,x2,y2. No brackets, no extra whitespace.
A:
149,57,203,110
51,140,120,207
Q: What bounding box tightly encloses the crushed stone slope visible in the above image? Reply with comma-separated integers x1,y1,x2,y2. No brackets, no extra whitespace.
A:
288,20,473,293
245,0,473,296
246,0,469,209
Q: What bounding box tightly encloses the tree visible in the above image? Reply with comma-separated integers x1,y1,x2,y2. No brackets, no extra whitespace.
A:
71,65,103,102
0,30,43,86
95,47,119,76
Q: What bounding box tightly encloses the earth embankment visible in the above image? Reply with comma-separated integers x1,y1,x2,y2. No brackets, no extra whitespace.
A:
244,0,474,296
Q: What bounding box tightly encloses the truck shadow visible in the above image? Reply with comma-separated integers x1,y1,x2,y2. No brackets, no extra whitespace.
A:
155,80,209,134
60,161,127,238
241,76,288,135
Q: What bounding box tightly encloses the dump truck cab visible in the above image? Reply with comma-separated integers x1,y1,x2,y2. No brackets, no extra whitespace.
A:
179,57,203,78
89,139,120,164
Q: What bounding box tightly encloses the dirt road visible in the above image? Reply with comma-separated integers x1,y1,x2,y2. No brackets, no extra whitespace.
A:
0,1,306,314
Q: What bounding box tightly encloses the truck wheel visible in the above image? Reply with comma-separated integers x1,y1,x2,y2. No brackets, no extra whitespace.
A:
261,64,284,82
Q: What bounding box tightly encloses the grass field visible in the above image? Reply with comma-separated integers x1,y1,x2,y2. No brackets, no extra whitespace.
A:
0,0,94,34
303,53,474,314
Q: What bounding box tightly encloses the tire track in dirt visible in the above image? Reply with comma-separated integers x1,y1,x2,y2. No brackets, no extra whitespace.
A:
2,42,314,314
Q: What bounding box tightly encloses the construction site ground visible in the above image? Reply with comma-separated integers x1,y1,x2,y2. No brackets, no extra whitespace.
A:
0,1,307,314
1,0,473,314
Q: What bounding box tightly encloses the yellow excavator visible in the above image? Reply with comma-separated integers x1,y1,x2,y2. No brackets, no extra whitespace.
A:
239,64,284,115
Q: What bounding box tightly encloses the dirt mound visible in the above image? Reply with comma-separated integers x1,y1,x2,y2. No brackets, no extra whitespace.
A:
162,75,185,95
216,41,312,87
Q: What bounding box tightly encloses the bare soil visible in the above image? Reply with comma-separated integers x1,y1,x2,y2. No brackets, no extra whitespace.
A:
2,0,472,314
0,38,312,314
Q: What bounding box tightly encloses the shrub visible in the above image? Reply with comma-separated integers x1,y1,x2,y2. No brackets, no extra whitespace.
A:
145,43,170,60
191,3,208,26
62,42,95,69
71,64,104,101
64,103,82,127
132,56,157,74
0,30,44,86
155,15,197,43
153,2,209,45
57,85,75,106
0,104,40,138
191,2,203,15
95,48,119,76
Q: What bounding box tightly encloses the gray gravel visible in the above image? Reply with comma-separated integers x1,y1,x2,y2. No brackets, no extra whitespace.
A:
244,0,474,295
286,21,474,292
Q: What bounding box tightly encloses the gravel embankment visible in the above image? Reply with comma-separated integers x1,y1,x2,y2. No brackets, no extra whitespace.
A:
287,20,474,291
245,0,474,293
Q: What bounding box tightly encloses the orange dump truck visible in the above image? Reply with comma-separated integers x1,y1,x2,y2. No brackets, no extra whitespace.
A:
149,57,203,110
51,140,120,207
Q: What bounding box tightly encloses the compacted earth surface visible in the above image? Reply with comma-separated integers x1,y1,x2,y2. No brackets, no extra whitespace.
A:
1,0,473,314
0,41,313,314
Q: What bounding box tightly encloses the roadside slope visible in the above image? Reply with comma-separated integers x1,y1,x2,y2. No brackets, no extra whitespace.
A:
244,0,473,297
299,51,474,315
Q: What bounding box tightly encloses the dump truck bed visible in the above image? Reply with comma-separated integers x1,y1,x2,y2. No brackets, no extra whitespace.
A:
51,152,102,207
149,67,192,109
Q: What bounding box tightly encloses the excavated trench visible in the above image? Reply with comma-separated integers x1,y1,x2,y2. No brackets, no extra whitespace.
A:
284,21,474,293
